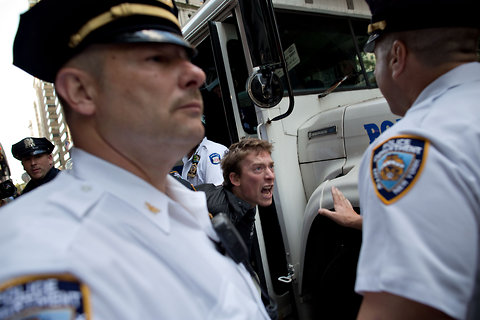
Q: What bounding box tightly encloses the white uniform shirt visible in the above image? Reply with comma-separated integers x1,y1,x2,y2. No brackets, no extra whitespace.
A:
356,62,480,320
0,148,270,320
182,137,228,186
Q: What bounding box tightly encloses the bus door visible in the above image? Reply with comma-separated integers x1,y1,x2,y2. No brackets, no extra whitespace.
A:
192,20,258,147
192,7,296,318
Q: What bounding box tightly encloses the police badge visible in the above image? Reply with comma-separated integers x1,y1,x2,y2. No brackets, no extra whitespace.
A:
209,153,221,165
0,274,91,319
187,154,200,178
371,135,429,204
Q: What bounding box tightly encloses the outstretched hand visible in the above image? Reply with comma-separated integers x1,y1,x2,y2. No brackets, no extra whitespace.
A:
318,186,362,230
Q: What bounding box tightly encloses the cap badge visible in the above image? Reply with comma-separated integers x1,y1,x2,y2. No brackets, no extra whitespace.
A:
24,138,35,149
367,20,387,34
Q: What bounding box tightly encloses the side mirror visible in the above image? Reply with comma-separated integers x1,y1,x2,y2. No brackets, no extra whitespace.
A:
247,67,283,108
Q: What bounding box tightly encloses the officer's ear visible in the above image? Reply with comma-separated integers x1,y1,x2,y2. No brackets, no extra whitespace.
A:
55,67,96,116
390,40,407,79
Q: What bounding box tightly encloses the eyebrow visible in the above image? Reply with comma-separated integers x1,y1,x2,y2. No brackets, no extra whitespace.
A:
249,161,274,167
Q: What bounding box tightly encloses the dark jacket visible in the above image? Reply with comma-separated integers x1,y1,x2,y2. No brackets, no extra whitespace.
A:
22,167,60,195
196,184,256,255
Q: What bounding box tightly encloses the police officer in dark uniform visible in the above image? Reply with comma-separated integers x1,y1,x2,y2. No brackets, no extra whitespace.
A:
12,137,60,195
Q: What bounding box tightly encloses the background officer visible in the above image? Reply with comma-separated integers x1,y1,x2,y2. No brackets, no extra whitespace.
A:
11,137,60,195
181,135,228,186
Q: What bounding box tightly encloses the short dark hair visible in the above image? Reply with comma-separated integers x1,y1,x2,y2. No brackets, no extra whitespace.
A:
222,138,273,188
377,28,480,67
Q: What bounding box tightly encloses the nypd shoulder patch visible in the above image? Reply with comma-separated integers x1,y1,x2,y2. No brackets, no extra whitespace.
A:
371,135,429,204
0,274,91,320
209,153,221,165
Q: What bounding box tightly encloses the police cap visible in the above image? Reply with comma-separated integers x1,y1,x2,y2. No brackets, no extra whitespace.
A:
12,137,55,161
13,0,195,83
364,0,480,52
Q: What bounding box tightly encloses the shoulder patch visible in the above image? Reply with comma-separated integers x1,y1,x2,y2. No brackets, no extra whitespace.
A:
371,136,429,204
209,153,221,165
0,274,91,320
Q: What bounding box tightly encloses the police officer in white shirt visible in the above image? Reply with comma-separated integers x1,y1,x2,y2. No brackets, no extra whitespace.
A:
354,0,480,319
181,136,228,186
0,1,271,319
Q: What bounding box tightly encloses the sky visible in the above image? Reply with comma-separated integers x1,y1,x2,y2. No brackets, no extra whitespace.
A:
0,0,37,184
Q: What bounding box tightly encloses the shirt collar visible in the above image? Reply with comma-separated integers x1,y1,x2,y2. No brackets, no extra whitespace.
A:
409,62,480,114
224,187,255,218
69,148,214,237
182,137,207,163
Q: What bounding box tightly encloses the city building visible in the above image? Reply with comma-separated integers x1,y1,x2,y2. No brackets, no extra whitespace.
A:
32,79,71,169
177,0,205,25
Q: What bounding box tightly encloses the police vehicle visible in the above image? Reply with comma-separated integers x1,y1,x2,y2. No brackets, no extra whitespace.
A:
183,0,399,318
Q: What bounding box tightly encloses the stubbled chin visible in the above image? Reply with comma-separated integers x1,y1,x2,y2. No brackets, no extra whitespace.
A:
259,200,272,207
259,194,273,207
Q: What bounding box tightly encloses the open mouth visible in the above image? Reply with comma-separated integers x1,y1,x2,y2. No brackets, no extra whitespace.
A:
261,185,273,197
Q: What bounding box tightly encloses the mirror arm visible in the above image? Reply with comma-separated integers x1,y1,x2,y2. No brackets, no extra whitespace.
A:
268,71,294,122
264,0,294,123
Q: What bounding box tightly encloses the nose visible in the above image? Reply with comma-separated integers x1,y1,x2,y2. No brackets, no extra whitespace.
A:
180,60,206,90
265,167,275,180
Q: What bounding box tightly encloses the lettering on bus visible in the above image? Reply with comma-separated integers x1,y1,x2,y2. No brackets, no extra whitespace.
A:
364,119,401,143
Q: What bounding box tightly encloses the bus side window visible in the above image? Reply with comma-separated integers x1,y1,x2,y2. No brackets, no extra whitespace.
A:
275,9,377,94
351,19,377,87
192,38,234,147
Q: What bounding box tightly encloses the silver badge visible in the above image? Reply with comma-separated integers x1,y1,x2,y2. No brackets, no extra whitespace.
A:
24,138,35,149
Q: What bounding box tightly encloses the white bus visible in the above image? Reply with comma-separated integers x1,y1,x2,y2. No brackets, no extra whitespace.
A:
183,0,398,318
